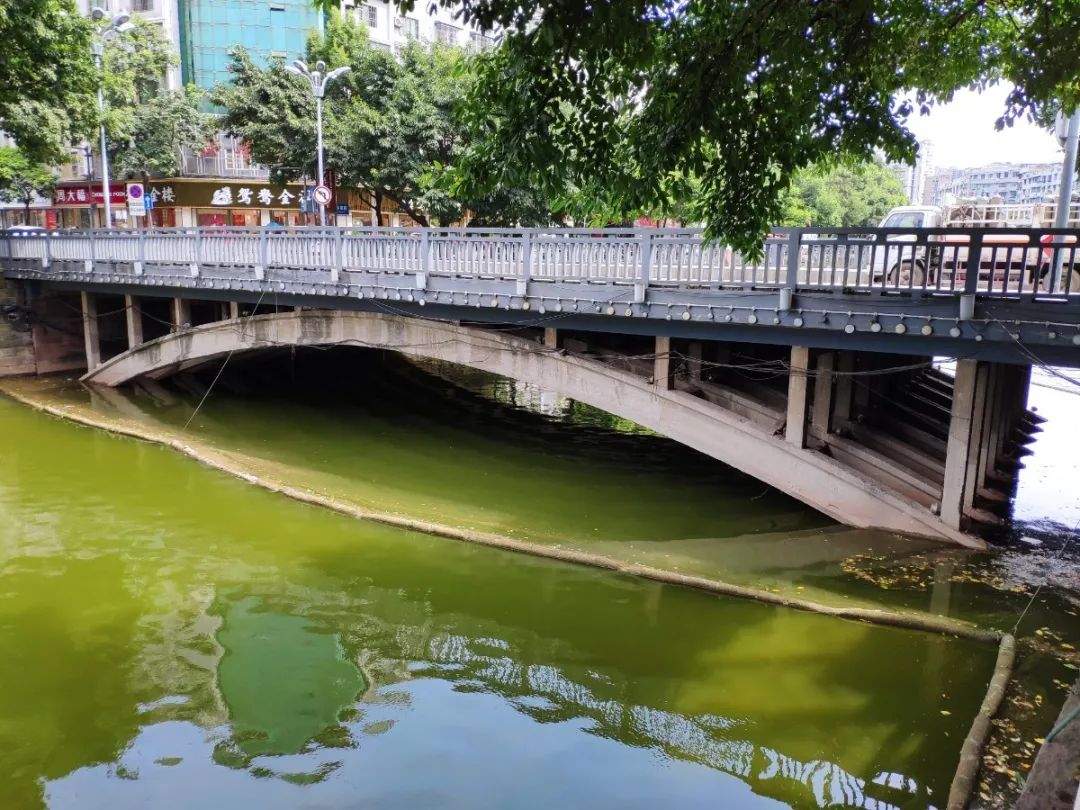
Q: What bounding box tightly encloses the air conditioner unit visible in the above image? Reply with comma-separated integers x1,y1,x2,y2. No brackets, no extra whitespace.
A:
393,17,404,28
342,0,355,7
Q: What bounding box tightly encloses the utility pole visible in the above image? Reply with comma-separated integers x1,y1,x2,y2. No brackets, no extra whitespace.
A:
90,7,134,229
284,59,351,227
1053,109,1079,229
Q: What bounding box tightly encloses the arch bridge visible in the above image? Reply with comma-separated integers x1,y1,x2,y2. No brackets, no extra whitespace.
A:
4,224,1075,547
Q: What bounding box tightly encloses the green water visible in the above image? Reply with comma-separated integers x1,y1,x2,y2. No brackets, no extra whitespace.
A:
0,361,1002,809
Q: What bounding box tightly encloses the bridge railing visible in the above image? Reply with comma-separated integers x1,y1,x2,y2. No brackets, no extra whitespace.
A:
2,225,1078,302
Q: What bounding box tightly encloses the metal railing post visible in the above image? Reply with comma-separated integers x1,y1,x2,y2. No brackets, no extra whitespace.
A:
635,231,652,303
517,231,532,296
192,227,202,278
257,227,268,280
41,232,51,269
135,228,145,276
963,231,989,317
785,230,801,289
417,228,430,289
331,228,342,283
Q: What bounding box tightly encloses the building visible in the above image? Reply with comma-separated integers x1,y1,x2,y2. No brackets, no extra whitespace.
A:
1019,164,1067,205
346,0,497,52
923,162,1077,208
178,0,321,95
885,141,932,204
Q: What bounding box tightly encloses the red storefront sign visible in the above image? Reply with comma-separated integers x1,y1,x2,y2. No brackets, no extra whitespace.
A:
53,184,127,207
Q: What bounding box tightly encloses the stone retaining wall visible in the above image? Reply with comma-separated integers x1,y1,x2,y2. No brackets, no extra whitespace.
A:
0,281,35,376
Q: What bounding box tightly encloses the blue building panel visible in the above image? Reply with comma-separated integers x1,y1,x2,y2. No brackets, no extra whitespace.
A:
179,0,321,91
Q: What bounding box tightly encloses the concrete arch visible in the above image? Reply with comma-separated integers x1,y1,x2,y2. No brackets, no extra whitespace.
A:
83,309,979,546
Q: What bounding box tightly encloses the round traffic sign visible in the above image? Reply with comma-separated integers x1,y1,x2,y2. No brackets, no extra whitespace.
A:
312,185,332,205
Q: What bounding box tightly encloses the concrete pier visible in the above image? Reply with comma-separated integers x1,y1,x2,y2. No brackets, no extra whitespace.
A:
786,346,810,448
125,295,143,349
81,292,100,371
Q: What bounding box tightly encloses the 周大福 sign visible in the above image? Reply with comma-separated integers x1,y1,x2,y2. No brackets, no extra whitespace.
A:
53,184,127,207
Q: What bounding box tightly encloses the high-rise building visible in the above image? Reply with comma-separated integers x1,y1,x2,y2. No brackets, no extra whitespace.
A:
178,0,322,93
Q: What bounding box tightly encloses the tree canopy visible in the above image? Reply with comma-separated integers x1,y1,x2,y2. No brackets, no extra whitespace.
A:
0,0,95,162
100,17,214,181
406,0,1080,252
779,161,909,228
108,86,215,181
0,147,57,222
214,13,558,226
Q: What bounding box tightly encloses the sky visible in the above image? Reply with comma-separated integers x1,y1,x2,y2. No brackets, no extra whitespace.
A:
905,84,1064,170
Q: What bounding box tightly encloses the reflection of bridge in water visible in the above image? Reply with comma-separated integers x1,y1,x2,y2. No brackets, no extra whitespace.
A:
95,570,972,808
4,224,1076,545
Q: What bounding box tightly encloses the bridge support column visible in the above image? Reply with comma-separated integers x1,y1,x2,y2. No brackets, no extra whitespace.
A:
786,346,810,448
687,341,703,382
977,365,1004,491
941,359,991,528
228,301,240,320
812,351,834,434
999,365,1031,466
124,295,143,349
80,292,100,370
654,336,674,390
543,328,559,349
171,298,191,331
832,351,855,428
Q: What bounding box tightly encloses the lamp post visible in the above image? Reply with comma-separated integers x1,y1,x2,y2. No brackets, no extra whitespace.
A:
90,7,134,229
284,59,351,227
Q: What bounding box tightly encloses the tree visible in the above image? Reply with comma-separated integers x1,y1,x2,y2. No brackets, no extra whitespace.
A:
108,86,215,183
0,0,96,162
214,13,559,226
0,147,57,224
779,161,909,228
100,17,180,166
410,0,1080,253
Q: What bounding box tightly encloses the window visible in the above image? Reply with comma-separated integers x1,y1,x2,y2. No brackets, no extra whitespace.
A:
401,16,419,39
360,3,378,28
131,0,154,11
435,21,459,45
884,212,924,228
469,31,494,52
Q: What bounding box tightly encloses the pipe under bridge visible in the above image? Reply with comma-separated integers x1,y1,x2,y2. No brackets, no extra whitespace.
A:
4,224,1078,546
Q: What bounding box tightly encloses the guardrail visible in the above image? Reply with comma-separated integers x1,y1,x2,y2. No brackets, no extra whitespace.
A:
2,225,1079,302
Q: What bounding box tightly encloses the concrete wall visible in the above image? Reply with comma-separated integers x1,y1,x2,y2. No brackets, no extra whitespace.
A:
0,281,36,376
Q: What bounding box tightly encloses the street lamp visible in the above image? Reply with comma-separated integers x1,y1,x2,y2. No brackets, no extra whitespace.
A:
90,7,134,229
284,59,351,227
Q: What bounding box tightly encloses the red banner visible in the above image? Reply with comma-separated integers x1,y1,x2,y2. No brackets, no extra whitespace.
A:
53,184,127,207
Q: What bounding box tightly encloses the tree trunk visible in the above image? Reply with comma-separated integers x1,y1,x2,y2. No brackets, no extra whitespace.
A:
374,189,383,227
23,198,31,226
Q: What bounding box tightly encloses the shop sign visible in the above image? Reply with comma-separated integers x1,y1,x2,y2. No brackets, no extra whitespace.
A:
147,181,302,210
53,184,127,207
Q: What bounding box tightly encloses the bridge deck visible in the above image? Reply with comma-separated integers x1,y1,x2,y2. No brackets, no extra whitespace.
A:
4,225,1080,366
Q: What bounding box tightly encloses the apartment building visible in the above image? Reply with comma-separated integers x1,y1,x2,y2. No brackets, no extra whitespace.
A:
921,163,1076,207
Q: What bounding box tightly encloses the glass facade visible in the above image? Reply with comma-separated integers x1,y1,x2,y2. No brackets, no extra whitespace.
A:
178,0,321,94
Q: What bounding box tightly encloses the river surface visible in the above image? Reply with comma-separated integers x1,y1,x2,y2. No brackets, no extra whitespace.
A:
1,349,1078,809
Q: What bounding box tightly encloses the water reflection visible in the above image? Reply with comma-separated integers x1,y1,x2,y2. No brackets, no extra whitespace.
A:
5,353,1059,808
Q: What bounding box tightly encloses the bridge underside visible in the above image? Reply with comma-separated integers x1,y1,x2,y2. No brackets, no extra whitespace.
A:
54,290,1042,548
